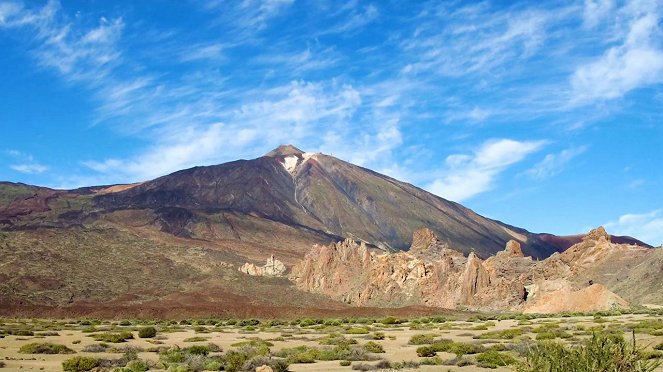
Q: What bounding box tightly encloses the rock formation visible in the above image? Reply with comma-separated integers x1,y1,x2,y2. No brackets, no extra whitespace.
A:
290,227,633,313
239,255,286,277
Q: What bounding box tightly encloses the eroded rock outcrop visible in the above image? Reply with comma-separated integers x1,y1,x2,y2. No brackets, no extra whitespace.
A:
290,227,633,313
239,255,286,277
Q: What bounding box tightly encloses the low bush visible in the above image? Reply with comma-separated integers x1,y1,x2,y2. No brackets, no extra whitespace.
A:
82,343,109,352
370,332,385,340
62,356,99,372
475,329,523,340
138,327,157,338
416,346,436,357
380,317,401,325
363,341,384,353
345,327,370,335
340,360,351,366
92,331,134,343
476,350,517,368
408,333,437,345
183,337,208,343
18,342,75,354
351,360,390,371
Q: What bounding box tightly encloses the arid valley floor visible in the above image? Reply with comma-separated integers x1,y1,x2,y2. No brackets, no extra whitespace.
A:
2,311,663,371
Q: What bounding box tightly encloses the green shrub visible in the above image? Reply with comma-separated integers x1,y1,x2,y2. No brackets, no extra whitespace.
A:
183,336,207,342
203,360,222,371
370,332,385,340
475,329,523,340
345,327,370,334
363,341,384,353
516,333,661,372
138,327,157,338
476,350,517,368
124,359,149,372
167,364,191,372
416,346,436,357
18,342,74,354
62,356,99,372
184,345,209,356
408,333,437,345
223,350,249,372
92,331,134,343
380,317,400,325
655,343,663,351
8,329,34,336
340,360,351,366
0,361,5,368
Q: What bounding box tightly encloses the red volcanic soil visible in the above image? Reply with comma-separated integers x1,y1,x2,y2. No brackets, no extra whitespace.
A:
538,233,652,251
0,288,465,320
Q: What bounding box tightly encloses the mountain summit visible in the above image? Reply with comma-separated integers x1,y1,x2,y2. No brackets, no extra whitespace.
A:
0,145,651,316
264,144,305,157
91,145,566,258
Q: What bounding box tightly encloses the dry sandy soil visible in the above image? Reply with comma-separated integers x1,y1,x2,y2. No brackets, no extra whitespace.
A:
1,313,663,371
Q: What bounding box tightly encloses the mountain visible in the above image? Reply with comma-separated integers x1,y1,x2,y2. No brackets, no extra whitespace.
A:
0,145,652,316
88,144,592,258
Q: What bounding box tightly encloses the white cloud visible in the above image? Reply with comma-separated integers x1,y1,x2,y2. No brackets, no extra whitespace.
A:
571,5,663,103
401,5,553,77
326,3,379,34
583,0,614,29
202,0,294,32
82,81,364,182
605,210,663,246
527,146,587,180
0,0,124,82
10,163,48,174
5,150,48,174
427,139,545,201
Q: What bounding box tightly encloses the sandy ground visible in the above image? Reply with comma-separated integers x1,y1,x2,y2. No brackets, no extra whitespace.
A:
1,314,662,372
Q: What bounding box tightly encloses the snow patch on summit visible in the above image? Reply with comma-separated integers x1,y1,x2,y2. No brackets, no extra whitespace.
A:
280,152,319,175
282,156,299,175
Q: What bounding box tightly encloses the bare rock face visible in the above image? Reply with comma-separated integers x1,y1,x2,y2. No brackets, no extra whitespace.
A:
504,240,524,256
583,226,611,243
291,227,632,313
523,283,628,313
239,255,286,277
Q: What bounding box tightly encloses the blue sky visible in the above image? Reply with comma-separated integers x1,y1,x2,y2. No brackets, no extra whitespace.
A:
1,0,662,245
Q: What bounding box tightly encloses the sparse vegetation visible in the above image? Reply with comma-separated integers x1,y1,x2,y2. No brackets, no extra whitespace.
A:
62,356,99,372
138,326,157,338
18,342,75,354
516,333,661,372
92,331,134,343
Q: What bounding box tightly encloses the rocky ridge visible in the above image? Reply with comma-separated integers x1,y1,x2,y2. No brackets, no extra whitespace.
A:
291,227,637,313
239,255,287,277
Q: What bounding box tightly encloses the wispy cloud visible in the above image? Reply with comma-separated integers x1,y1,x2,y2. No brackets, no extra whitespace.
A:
570,1,663,103
5,150,48,174
324,3,379,35
0,0,124,82
83,80,364,181
605,210,663,246
527,146,587,180
427,139,546,202
201,0,294,33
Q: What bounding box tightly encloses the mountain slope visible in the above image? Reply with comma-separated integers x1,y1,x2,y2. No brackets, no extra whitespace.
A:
91,145,563,258
0,145,651,316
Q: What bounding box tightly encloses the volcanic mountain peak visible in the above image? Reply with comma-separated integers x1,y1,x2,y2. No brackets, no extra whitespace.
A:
265,144,305,157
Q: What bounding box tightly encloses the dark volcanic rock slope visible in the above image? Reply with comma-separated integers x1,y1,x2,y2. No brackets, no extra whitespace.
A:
94,145,559,258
